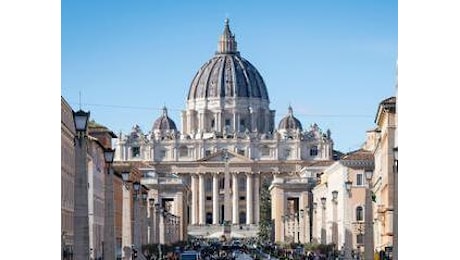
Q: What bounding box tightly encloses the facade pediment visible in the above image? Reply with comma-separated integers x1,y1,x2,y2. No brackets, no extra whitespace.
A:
197,149,253,163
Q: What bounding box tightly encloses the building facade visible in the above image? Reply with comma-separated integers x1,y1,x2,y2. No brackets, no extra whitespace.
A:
61,97,76,259
312,149,374,258
114,19,336,241
87,135,106,260
365,96,397,255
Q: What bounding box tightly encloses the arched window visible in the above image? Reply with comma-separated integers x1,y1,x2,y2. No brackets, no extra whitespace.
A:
310,146,318,156
356,206,364,221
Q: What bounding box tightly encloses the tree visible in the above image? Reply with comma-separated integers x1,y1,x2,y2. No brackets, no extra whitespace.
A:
257,176,272,243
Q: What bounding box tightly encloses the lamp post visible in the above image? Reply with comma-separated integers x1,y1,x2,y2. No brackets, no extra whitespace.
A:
332,190,338,256
132,181,141,259
364,171,375,260
103,148,116,260
73,109,90,260
320,197,326,245
344,180,352,260
393,147,398,260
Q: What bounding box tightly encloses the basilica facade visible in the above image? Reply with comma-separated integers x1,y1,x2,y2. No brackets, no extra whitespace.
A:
114,19,336,242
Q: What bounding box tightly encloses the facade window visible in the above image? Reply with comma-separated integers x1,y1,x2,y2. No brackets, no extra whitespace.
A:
211,119,215,129
160,150,167,159
132,146,140,157
356,173,363,186
239,177,246,190
179,146,188,157
285,149,291,158
206,213,212,224
310,146,318,156
205,178,212,191
356,206,364,221
237,149,245,156
219,177,225,189
356,234,364,245
240,119,246,131
239,196,246,200
206,196,212,201
261,145,270,156
225,119,231,126
205,150,211,157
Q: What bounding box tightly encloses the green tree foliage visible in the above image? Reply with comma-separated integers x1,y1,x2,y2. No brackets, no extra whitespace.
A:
257,177,272,243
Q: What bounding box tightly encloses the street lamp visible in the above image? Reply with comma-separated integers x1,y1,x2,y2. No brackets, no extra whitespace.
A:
320,197,326,244
344,180,353,260
103,148,116,260
364,171,375,260
73,109,90,260
133,181,141,259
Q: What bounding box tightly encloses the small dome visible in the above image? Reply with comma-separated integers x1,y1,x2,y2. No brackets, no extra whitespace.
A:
278,106,302,131
153,107,177,131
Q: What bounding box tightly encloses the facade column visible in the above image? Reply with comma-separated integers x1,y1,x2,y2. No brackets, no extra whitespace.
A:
246,174,254,224
232,173,239,224
224,152,231,222
212,173,220,224
199,174,206,224
312,203,317,243
233,111,237,133
191,175,198,225
149,200,155,244
217,111,222,133
254,175,260,223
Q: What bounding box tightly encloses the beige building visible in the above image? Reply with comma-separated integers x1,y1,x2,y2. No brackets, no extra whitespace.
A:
364,96,397,255
113,20,337,241
312,149,374,258
61,97,76,259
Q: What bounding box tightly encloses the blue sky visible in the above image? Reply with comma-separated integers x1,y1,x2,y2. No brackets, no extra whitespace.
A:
61,0,397,153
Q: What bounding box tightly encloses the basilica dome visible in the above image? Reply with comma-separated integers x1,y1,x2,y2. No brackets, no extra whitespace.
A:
187,19,269,102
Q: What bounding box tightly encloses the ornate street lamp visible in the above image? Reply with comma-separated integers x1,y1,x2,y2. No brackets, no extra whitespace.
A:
345,181,352,194
103,148,116,260
73,109,90,260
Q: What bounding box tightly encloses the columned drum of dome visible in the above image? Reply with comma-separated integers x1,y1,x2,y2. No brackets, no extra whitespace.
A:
183,19,275,136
